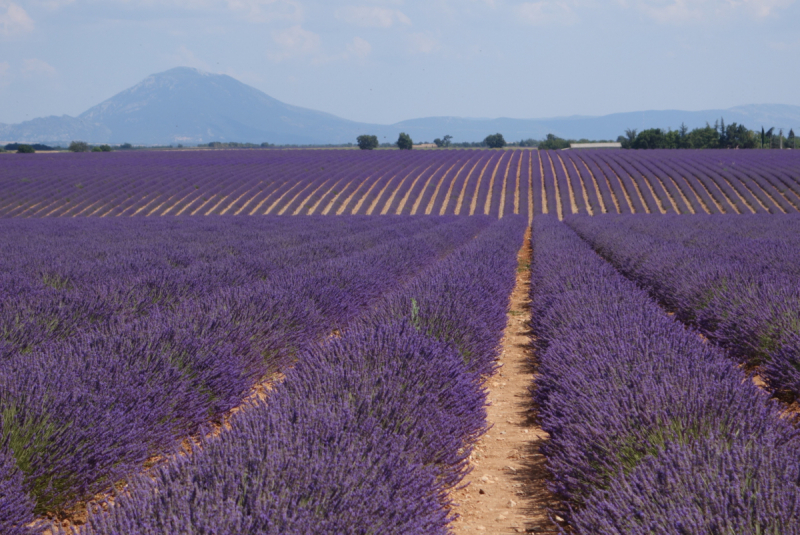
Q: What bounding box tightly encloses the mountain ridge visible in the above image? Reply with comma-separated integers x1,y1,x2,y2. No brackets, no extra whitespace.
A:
1,67,798,145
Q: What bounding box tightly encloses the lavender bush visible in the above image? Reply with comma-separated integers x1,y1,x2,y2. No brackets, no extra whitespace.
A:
78,216,526,534
530,216,800,533
566,214,800,400
0,215,494,528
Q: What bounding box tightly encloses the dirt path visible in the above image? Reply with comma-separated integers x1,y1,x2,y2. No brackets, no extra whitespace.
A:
442,159,475,216
469,158,493,216
350,174,385,215
699,174,739,214
679,174,717,213
569,158,593,216
513,151,523,217
538,151,547,215
424,163,456,215
336,175,374,215
526,152,533,225
556,153,579,216
666,174,697,214
321,178,356,215
548,153,563,220
637,172,668,214
451,228,559,534
497,152,513,219
576,157,607,214
483,153,505,216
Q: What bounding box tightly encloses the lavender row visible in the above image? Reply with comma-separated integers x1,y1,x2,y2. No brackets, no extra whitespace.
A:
0,216,492,532
566,214,800,400
530,216,800,534
0,150,517,219
5,149,800,218
76,216,526,534
0,216,414,356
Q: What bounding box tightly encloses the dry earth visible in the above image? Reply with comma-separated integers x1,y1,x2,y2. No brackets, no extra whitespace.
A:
450,229,560,534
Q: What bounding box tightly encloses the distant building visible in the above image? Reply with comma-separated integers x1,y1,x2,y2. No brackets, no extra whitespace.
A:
415,143,437,149
568,142,622,149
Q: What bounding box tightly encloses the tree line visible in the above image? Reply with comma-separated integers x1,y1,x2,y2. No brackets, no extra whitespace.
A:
619,119,797,150
356,132,620,150
357,132,510,150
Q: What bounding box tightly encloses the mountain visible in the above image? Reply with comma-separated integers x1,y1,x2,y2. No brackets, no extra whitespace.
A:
0,68,370,145
1,67,799,145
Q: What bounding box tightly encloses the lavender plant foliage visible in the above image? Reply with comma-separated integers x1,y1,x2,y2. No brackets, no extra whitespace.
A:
80,216,526,534
0,215,493,524
566,214,800,400
574,432,800,535
368,215,525,377
0,434,35,535
530,216,800,533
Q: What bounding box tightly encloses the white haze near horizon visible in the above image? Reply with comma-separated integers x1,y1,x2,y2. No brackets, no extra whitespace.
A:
0,0,798,125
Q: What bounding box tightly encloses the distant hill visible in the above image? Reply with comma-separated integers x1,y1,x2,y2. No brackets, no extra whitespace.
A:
391,105,800,144
1,67,798,145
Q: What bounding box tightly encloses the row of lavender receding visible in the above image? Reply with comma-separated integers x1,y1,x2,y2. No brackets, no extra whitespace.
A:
0,215,495,533
566,214,800,402
69,216,526,534
3,149,800,219
530,216,800,533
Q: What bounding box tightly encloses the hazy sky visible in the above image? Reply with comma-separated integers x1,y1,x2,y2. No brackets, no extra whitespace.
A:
1,0,798,124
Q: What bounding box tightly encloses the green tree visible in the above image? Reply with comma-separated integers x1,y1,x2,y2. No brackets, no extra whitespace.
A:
619,129,638,149
433,135,452,148
68,141,90,153
678,123,690,148
765,127,775,148
632,128,671,149
789,129,796,149
620,119,762,150
16,144,35,153
723,123,756,149
484,133,506,149
357,135,379,150
397,132,413,150
686,124,720,149
539,134,571,150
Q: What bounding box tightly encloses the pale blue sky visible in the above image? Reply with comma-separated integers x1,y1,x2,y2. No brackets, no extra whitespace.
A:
1,0,798,125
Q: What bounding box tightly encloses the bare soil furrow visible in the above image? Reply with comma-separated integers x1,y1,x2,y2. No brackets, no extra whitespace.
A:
469,157,493,216
547,153,563,220
665,174,697,214
556,153,579,216
538,150,547,215
451,228,558,535
484,153,506,216
442,158,475,215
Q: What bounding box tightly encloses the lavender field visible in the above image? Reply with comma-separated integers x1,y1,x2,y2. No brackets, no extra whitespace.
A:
530,216,800,533
2,148,800,534
2,149,800,221
0,214,527,534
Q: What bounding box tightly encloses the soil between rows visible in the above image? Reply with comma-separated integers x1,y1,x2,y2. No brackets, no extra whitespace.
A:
451,229,560,534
